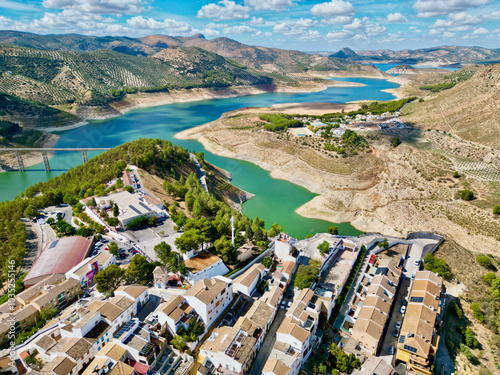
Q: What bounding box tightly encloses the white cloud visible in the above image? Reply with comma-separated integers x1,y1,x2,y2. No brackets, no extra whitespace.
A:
386,12,408,23
0,15,13,27
482,11,500,20
442,31,457,38
248,16,266,25
205,22,229,29
197,0,251,21
42,0,146,15
299,30,321,40
413,0,488,17
126,16,194,34
0,0,39,11
325,29,354,40
432,12,482,27
273,18,318,37
472,27,488,34
244,0,297,11
344,18,365,30
311,0,354,18
321,15,353,25
202,28,220,37
222,25,256,34
253,30,272,37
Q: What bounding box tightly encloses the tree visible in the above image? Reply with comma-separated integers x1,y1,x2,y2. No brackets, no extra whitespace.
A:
317,240,330,256
124,185,134,193
172,335,187,351
107,217,119,226
470,302,485,323
214,237,238,264
148,216,158,227
75,227,93,237
168,253,188,276
476,255,493,269
40,307,59,321
262,257,272,268
112,202,119,217
63,193,78,205
46,217,55,225
24,205,38,220
453,171,460,178
392,136,400,147
327,226,338,235
108,242,119,257
493,205,500,215
294,262,320,289
94,264,125,295
377,239,389,249
154,242,172,265
267,223,283,238
126,216,149,230
127,255,151,284
460,189,475,201
175,229,204,253
424,253,451,279
115,178,124,189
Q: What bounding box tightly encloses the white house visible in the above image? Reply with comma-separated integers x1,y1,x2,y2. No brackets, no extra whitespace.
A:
94,191,167,227
156,295,197,336
184,251,229,285
233,263,266,297
274,233,297,262
184,277,233,328
65,252,116,287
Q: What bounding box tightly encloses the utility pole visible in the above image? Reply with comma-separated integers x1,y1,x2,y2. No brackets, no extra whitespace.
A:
231,215,235,246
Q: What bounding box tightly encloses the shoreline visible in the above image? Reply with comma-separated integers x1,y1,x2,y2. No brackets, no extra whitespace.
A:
36,79,366,132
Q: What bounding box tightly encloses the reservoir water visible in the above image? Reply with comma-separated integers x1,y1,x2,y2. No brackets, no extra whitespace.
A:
0,78,399,238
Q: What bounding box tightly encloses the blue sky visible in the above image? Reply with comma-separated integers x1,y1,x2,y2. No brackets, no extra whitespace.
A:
0,0,499,51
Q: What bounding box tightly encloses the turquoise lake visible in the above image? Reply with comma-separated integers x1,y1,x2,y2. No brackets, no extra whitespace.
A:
0,77,399,238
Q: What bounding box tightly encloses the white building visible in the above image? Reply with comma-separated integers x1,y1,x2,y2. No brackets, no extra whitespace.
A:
184,251,230,285
274,233,297,262
94,190,167,227
233,263,266,297
184,277,233,328
155,295,197,336
65,252,116,287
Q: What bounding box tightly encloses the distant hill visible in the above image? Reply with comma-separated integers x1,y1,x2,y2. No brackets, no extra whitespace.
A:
387,65,417,75
331,45,500,65
401,64,500,147
0,43,306,109
0,31,381,75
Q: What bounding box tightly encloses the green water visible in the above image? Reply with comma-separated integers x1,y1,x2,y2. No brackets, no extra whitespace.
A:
0,78,399,238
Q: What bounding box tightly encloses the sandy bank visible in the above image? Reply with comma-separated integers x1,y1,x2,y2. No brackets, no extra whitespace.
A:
39,120,89,133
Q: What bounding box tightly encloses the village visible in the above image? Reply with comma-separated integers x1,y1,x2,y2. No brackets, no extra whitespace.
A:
0,166,446,375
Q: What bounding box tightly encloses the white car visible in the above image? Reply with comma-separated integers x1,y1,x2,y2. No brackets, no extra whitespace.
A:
400,305,406,314
415,259,421,267
395,321,401,330
287,301,292,309
280,301,286,309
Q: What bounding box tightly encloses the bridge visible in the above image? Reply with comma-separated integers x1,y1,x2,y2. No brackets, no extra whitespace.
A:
0,148,111,171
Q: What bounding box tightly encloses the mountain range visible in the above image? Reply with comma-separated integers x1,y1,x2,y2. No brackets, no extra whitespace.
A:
331,46,500,65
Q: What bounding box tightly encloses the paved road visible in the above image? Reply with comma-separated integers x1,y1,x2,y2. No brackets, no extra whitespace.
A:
190,153,208,193
249,308,286,375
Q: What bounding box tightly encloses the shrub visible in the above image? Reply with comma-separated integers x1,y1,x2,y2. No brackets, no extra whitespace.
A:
493,205,500,215
392,136,400,148
471,303,485,323
460,190,475,201
476,255,493,269
317,240,330,256
453,171,460,178
262,257,272,268
424,253,451,279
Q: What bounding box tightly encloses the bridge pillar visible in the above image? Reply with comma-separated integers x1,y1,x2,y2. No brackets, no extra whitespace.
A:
16,151,25,171
82,151,88,164
42,151,50,172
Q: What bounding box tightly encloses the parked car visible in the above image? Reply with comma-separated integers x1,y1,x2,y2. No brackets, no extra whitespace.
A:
415,259,421,267
395,321,401,330
280,301,286,309
393,330,399,338
400,305,406,314
389,345,395,355
287,301,292,309
411,274,415,280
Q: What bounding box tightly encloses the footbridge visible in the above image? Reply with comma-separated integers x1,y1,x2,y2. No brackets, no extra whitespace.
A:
0,148,111,171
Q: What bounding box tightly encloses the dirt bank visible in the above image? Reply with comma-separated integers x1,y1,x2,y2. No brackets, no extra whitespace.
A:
176,108,500,255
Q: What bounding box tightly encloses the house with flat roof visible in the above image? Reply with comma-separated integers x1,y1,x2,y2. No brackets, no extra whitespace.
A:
184,277,233,327
24,236,94,287
274,233,297,262
396,271,444,375
183,251,230,285
94,191,167,227
65,252,116,287
233,263,266,297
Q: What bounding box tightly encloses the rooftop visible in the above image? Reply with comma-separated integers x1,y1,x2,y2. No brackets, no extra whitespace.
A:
234,263,264,288
184,277,229,305
71,252,114,277
263,359,291,375
184,251,223,274
25,236,93,284
40,356,76,375
50,337,92,362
